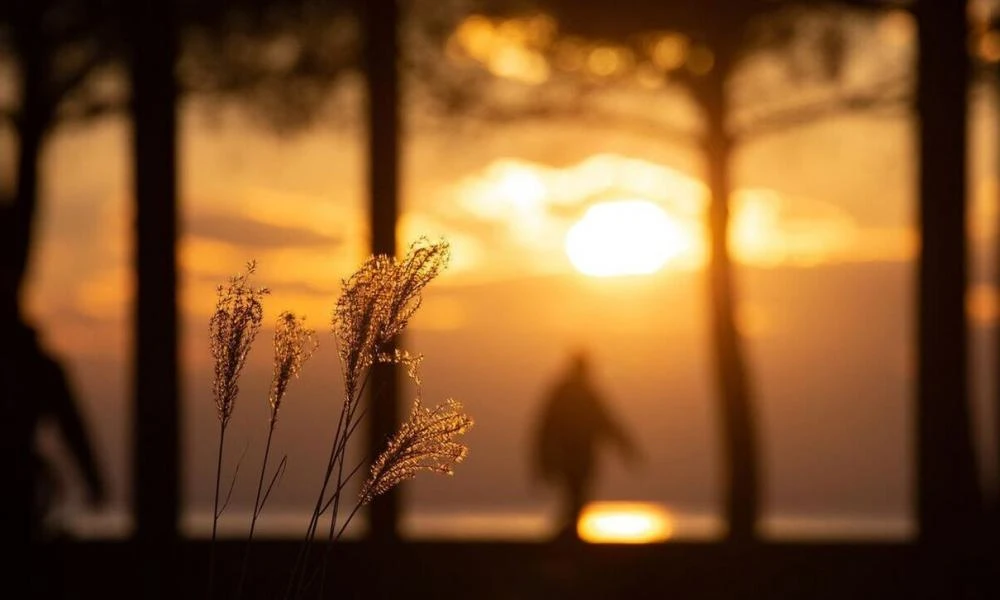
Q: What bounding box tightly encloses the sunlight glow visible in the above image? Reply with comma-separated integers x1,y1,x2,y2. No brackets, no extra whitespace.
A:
577,502,675,543
464,163,550,240
566,200,689,277
451,155,900,278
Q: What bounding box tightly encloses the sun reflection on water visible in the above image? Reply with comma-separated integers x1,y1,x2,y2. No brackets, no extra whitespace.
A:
577,501,675,543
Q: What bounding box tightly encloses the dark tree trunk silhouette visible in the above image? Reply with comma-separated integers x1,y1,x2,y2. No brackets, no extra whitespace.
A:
2,1,52,571
991,10,1000,535
12,76,47,293
7,1,51,291
691,43,759,544
990,68,1000,543
128,0,179,596
914,0,982,547
364,0,402,542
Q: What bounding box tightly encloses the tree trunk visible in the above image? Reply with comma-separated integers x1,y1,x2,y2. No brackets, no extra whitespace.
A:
993,79,1000,588
915,3,991,594
10,110,45,295
6,1,48,294
364,0,402,543
128,0,180,596
699,64,759,543
2,2,50,585
992,18,1000,536
915,0,982,545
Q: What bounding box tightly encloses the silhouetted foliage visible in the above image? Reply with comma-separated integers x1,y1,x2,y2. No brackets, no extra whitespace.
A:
178,0,358,131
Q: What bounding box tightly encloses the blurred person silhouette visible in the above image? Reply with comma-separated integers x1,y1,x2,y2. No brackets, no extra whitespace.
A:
3,193,106,600
10,316,108,542
531,349,642,541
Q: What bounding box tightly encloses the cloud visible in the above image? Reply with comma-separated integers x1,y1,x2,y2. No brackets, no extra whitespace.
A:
184,211,341,249
432,154,919,278
437,154,709,279
731,189,861,267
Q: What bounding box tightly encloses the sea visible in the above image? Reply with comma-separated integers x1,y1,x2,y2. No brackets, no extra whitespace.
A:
55,506,914,543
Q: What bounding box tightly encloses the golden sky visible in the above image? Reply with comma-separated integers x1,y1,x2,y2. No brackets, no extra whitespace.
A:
7,6,1000,533
20,86,996,361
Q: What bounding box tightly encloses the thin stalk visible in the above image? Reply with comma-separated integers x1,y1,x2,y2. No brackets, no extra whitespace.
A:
319,377,387,596
208,423,227,600
309,370,370,537
318,426,355,597
235,415,277,598
318,457,368,515
328,389,367,533
286,372,372,600
334,503,363,541
325,400,370,531
284,405,347,600
301,502,365,597
301,396,362,599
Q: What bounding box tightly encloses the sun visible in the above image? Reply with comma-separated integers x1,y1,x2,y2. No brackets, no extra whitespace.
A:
565,200,690,277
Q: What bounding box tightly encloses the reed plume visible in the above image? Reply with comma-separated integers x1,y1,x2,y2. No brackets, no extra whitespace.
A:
202,239,472,599
360,397,473,505
332,237,450,400
269,311,319,423
324,238,454,528
290,237,471,598
210,260,270,428
237,311,317,598
208,260,269,598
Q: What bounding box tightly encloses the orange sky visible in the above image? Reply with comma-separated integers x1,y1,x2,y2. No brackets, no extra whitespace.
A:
19,84,997,360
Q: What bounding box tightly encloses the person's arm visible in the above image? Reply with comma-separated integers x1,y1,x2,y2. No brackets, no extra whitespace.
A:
595,394,643,468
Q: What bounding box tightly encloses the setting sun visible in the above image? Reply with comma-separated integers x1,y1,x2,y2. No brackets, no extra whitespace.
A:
565,200,690,277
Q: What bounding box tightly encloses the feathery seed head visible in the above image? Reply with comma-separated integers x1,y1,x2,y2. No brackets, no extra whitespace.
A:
210,261,269,427
377,348,424,387
269,311,318,421
359,398,473,505
332,237,450,399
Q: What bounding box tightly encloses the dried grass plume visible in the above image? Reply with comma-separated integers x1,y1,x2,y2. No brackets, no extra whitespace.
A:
332,237,450,401
269,311,318,421
210,261,270,427
360,398,473,505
